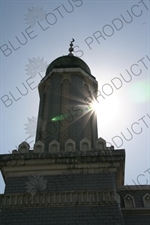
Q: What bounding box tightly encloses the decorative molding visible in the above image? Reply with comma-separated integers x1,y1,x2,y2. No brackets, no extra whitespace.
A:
18,142,29,154
49,140,60,153
33,141,44,153
80,138,91,152
44,81,51,94
83,81,90,91
143,193,150,208
124,194,135,208
0,150,125,186
0,150,125,168
121,208,150,213
65,139,76,152
96,137,106,150
118,185,150,191
40,68,97,87
12,150,19,154
61,74,71,84
0,191,120,208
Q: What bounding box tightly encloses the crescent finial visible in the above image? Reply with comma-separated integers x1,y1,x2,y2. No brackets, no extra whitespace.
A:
68,38,75,55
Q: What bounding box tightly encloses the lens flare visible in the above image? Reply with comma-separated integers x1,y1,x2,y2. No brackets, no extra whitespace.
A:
51,114,67,121
89,100,99,113
51,105,92,122
129,80,150,103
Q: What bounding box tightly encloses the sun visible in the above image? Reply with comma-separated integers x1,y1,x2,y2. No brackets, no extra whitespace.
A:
89,100,100,113
89,95,120,127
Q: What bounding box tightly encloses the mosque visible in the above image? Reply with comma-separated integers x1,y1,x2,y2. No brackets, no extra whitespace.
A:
0,40,150,224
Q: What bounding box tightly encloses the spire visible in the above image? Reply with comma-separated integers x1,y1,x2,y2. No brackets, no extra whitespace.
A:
68,38,75,55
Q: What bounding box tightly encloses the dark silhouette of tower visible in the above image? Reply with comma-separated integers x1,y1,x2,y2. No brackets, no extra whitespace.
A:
0,40,150,225
35,40,98,151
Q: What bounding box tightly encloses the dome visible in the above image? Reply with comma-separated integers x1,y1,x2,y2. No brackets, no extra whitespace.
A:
46,55,91,76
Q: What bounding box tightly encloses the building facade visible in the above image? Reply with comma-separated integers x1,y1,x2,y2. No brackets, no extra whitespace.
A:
0,41,150,224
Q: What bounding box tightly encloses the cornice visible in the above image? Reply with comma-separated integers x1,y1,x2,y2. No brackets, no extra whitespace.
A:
118,185,150,191
0,191,120,208
121,208,150,214
0,150,125,163
39,68,97,87
0,150,125,186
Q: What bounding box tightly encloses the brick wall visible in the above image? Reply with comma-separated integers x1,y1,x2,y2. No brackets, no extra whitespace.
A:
35,71,98,151
36,75,62,151
5,172,117,194
59,79,70,148
0,205,123,225
123,214,150,224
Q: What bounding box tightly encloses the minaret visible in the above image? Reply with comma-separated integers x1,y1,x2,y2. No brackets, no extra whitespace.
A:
35,39,98,151
2,40,144,225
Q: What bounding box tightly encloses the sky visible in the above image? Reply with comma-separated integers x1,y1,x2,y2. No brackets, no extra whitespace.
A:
0,0,150,193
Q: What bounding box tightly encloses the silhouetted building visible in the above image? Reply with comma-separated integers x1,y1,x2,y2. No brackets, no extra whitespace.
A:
0,41,150,224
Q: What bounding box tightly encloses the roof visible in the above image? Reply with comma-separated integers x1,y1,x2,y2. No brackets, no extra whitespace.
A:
46,54,91,76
